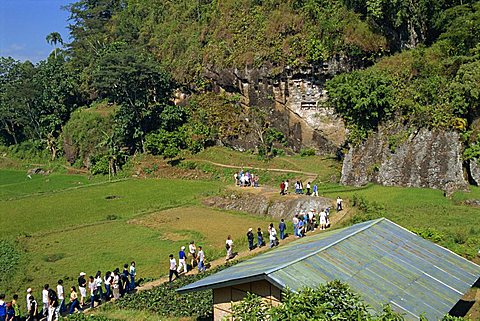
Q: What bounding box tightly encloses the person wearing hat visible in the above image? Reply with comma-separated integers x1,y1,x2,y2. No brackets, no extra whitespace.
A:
77,272,87,306
246,228,254,251
177,246,187,274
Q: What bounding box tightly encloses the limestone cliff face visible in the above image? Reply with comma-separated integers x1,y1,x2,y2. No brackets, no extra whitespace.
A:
469,159,480,186
341,127,468,191
203,56,358,154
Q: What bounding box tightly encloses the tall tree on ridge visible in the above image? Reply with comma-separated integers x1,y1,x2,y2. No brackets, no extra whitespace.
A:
46,32,64,58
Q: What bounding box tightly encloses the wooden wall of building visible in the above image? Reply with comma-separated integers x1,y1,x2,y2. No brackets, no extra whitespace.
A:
213,280,282,320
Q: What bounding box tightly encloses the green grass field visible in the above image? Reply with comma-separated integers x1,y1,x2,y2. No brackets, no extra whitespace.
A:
0,169,274,309
2,147,480,320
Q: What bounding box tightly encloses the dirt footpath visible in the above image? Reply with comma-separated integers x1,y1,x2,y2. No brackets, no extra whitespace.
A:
137,207,351,291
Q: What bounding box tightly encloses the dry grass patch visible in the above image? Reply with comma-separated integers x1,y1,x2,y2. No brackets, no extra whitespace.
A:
130,206,273,249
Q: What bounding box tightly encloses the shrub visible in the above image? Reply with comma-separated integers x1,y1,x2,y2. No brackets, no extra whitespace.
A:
0,240,21,284
115,262,235,318
300,148,316,157
232,281,406,321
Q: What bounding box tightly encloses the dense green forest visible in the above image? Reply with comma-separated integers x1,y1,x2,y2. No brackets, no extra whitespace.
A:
1,0,479,173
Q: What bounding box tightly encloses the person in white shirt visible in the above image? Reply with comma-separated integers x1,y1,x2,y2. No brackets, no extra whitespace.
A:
95,271,103,301
188,241,197,268
284,180,289,194
319,209,327,230
26,288,32,313
112,269,120,300
42,284,49,318
337,196,343,211
57,280,65,314
269,223,277,248
129,261,136,290
169,254,179,284
197,246,206,272
88,276,97,309
104,271,112,301
225,236,234,260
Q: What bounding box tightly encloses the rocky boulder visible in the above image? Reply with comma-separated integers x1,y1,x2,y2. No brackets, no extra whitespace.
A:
469,158,480,186
203,192,333,219
341,127,468,192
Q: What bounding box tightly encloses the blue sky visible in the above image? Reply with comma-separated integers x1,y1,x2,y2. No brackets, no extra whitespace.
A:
0,0,72,62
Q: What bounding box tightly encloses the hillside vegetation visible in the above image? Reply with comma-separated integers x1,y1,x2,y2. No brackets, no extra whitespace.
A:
2,0,479,169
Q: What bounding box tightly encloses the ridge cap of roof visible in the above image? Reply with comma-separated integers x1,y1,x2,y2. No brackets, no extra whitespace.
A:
264,217,386,275
385,218,480,269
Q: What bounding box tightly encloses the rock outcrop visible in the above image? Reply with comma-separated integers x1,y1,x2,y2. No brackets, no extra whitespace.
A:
203,192,333,219
469,159,480,186
341,127,468,191
204,56,360,154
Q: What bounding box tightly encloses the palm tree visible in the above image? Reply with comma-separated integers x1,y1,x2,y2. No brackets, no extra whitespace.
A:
45,32,63,58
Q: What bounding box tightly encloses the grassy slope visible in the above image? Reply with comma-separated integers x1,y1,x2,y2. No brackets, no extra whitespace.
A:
3,147,480,320
0,170,272,308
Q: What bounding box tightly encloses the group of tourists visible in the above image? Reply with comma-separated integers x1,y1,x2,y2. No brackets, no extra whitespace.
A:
243,197,345,251
0,261,137,321
293,207,330,238
168,241,206,284
245,221,286,252
280,180,319,196
234,170,260,187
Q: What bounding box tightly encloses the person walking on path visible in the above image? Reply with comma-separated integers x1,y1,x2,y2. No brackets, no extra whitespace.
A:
257,228,265,247
56,280,65,315
77,273,87,306
247,228,254,251
279,181,285,195
279,219,286,240
177,246,188,274
26,288,32,316
129,262,136,290
225,236,234,260
189,241,197,269
88,276,97,309
41,285,49,319
27,296,38,321
112,269,120,300
94,272,103,303
104,272,112,301
319,209,327,230
284,180,289,194
312,184,318,197
306,182,311,195
0,294,6,321
269,223,278,248
292,215,299,238
197,246,206,272
47,286,58,321
337,196,343,211
122,264,130,294
68,287,81,315
11,294,20,321
169,254,179,284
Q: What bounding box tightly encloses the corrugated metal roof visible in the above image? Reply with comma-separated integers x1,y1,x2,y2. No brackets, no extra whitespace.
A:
177,218,480,320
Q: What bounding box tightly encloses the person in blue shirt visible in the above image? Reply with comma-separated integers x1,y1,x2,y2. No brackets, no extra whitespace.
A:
279,219,286,240
0,294,6,321
177,246,187,274
297,220,304,237
312,184,318,197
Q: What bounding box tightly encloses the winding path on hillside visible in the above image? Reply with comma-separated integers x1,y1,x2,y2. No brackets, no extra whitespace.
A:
136,206,351,291
189,158,320,183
